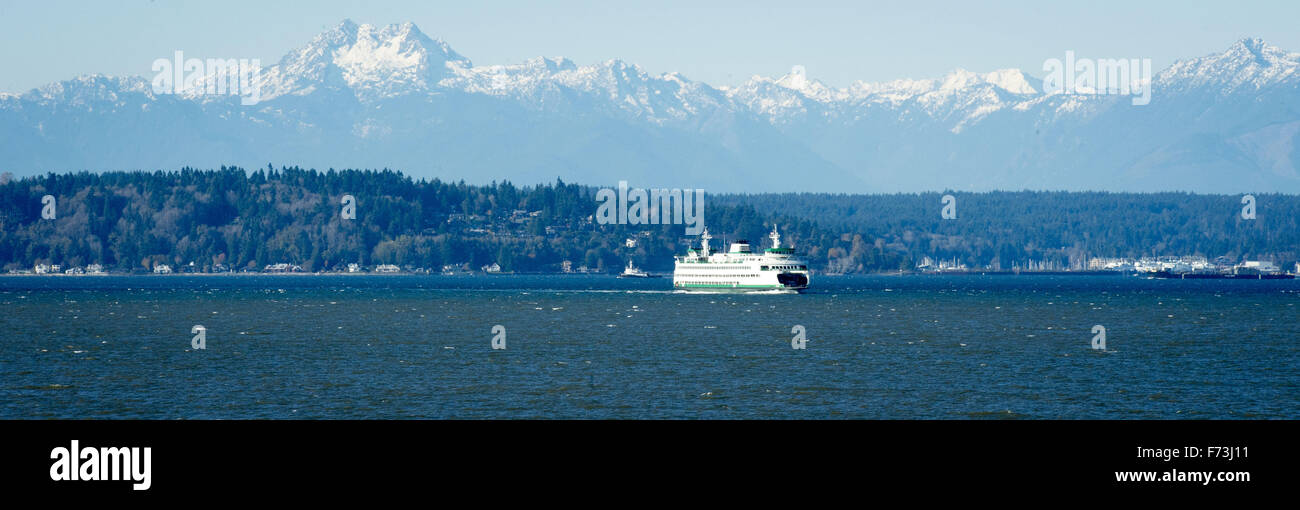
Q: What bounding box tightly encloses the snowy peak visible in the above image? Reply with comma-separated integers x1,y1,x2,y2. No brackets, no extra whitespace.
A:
936,68,1037,95
523,56,578,73
333,21,469,95
729,65,1039,127
1227,37,1289,67
773,67,844,103
736,66,1037,107
1158,37,1299,93
24,74,152,106
260,20,470,101
846,77,933,102
728,74,828,120
850,68,1037,98
441,54,726,124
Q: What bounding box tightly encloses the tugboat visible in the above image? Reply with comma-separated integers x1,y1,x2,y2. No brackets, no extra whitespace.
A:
617,260,654,278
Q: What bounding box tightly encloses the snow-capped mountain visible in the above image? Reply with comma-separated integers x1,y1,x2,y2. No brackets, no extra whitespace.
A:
2,19,1298,193
1157,37,1299,94
252,20,470,102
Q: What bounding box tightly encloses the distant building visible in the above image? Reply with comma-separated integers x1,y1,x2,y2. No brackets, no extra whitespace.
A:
34,264,50,274
374,264,400,273
263,263,302,273
153,264,173,274
86,264,105,274
442,263,472,274
482,263,502,273
347,263,361,273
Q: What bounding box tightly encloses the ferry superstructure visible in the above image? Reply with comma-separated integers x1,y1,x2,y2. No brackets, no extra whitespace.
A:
673,226,810,292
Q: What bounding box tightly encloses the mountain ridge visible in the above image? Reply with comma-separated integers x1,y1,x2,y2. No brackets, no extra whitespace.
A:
2,20,1298,193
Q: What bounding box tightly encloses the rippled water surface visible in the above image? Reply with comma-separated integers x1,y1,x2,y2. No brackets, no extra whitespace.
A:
1,274,1296,419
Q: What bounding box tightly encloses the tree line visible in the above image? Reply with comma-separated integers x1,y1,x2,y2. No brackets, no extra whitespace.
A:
1,168,1295,273
714,191,1300,272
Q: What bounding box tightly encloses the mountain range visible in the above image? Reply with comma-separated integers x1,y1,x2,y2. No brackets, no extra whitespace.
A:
2,19,1298,193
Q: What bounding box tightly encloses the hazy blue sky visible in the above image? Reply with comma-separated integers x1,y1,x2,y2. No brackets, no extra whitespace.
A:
2,0,1298,93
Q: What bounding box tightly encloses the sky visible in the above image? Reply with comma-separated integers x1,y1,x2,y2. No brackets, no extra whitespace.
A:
2,0,1299,93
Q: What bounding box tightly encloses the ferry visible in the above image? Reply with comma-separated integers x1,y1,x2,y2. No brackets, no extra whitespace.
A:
673,225,810,292
1149,260,1294,279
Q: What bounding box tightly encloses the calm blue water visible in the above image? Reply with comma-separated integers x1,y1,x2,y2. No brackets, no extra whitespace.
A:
1,274,1296,419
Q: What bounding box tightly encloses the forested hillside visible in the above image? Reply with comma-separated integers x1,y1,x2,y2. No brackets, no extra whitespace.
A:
715,192,1300,272
1,168,1296,274
0,167,829,273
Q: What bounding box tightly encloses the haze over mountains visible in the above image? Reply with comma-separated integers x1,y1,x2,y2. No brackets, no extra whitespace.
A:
2,19,1298,193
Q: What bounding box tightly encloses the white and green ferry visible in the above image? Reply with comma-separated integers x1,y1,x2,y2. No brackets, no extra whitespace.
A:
673,226,810,292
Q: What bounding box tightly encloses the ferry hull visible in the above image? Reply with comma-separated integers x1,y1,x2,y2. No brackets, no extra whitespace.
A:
1150,270,1295,280
674,283,806,293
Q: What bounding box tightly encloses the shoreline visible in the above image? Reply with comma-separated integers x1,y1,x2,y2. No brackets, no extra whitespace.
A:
5,270,1293,278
